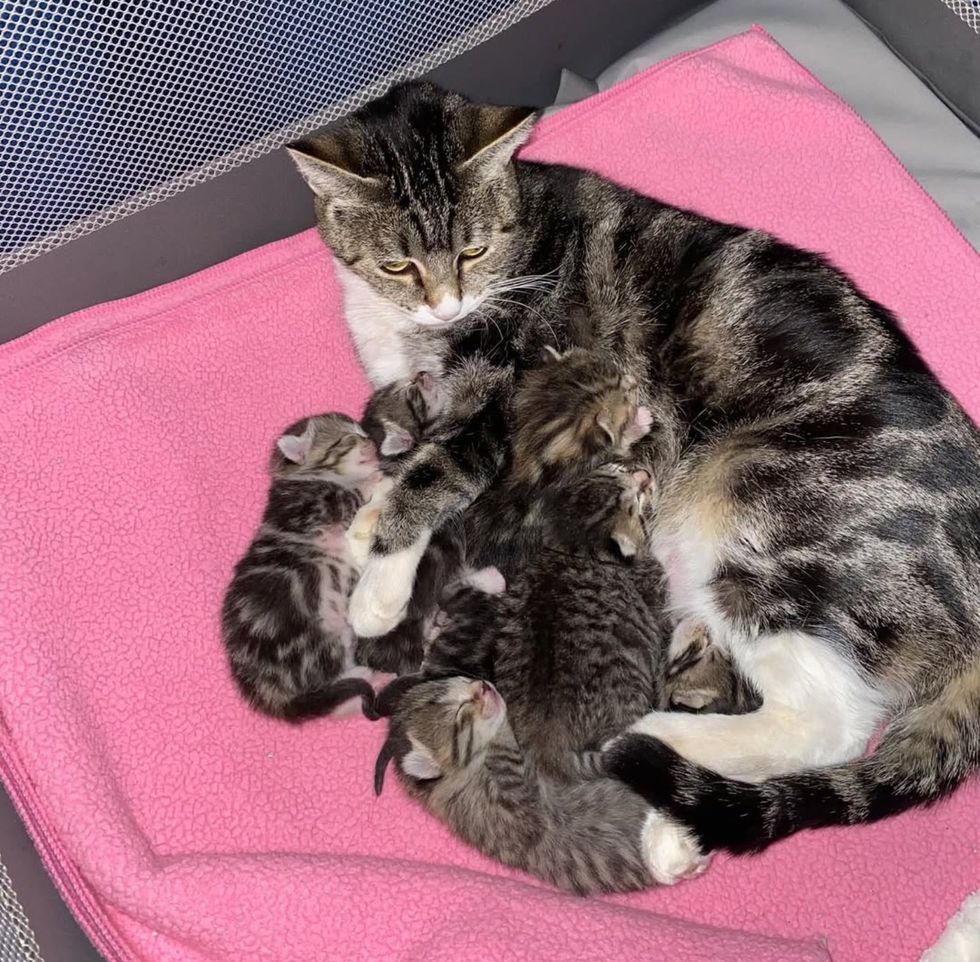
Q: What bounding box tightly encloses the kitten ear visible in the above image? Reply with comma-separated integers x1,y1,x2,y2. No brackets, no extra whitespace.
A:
287,133,380,201
401,742,443,781
596,413,619,446
277,420,316,464
632,469,652,491
459,104,539,173
611,529,640,559
380,420,415,457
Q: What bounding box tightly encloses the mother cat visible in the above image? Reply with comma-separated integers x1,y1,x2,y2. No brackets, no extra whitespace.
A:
288,81,980,865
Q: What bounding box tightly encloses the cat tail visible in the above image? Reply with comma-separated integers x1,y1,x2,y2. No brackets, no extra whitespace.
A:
278,677,379,723
606,662,980,854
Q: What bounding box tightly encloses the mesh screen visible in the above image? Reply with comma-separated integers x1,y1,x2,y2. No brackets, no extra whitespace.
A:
939,0,980,33
0,0,555,274
0,855,43,962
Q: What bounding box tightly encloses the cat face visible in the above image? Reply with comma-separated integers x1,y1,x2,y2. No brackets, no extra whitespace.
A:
363,371,447,458
273,413,378,482
288,82,537,328
379,676,506,794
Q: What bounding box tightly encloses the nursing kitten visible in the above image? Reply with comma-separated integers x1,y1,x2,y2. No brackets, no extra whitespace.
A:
222,413,381,721
465,346,656,574
352,370,468,676
291,81,980,859
375,674,705,895
372,477,756,893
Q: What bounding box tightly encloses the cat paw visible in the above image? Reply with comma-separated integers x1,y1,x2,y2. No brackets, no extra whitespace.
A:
348,554,415,638
462,566,506,595
622,404,653,447
641,811,711,885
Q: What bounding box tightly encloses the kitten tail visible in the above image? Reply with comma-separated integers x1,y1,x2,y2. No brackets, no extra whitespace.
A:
279,677,379,723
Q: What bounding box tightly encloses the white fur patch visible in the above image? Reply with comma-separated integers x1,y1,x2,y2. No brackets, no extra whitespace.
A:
640,811,711,886
921,890,980,962
333,260,415,386
463,566,506,595
622,629,886,781
347,532,431,638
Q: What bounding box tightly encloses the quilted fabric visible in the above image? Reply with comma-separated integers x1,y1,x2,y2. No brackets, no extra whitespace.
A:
1,27,978,962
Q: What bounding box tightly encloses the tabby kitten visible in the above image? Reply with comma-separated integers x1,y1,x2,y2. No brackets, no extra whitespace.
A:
222,413,381,720
352,370,468,675
465,345,656,574
290,81,980,860
375,674,706,895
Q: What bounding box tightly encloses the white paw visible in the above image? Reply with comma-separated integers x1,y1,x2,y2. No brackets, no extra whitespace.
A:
641,811,711,886
348,548,421,638
346,478,394,570
463,566,506,595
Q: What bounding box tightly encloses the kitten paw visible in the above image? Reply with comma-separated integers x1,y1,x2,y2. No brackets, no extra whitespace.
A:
641,811,711,885
348,554,415,638
463,566,506,595
622,404,653,446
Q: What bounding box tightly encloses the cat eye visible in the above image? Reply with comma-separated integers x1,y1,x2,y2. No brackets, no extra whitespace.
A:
458,246,487,261
381,259,412,275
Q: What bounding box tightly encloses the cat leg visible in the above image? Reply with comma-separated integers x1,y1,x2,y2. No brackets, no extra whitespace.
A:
613,629,886,781
349,376,511,638
640,811,711,885
347,476,395,570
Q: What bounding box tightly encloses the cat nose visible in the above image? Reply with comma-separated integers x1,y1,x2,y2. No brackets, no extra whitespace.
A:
429,294,461,322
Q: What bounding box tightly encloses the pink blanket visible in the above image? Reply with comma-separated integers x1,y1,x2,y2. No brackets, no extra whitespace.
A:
2,28,978,962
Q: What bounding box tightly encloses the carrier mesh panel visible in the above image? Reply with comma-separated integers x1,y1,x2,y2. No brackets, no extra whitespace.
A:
0,855,43,962
939,0,980,33
0,0,555,273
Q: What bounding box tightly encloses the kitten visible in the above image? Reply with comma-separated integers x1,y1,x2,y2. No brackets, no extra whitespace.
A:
375,674,706,895
354,371,467,675
221,412,381,721
372,478,755,893
292,80,980,858
465,346,656,574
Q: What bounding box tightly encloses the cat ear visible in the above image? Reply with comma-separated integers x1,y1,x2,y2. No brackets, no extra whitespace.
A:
596,414,619,446
632,469,652,491
611,529,640,559
287,133,380,201
277,420,316,464
401,741,442,781
459,105,538,173
380,420,415,457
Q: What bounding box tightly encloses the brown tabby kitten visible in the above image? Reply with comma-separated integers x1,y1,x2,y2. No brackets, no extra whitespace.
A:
352,370,468,675
373,485,709,893
291,82,980,863
222,413,381,721
376,674,706,895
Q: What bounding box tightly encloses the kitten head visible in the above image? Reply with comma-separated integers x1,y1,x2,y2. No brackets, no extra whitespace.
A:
549,463,656,560
373,675,507,799
272,412,378,483
287,81,538,328
362,370,446,458
513,347,647,484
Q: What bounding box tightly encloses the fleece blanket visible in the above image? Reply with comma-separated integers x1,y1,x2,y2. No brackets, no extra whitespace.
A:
2,27,979,962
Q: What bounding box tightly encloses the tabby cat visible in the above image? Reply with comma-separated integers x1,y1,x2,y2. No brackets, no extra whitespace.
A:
289,81,980,864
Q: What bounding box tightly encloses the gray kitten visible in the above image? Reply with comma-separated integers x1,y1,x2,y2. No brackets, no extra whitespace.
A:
222,412,381,720
355,371,469,676
375,527,711,893
376,673,706,895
